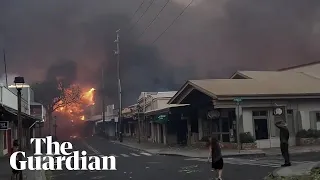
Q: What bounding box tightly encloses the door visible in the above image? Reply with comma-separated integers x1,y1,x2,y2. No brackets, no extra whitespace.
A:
7,129,12,155
160,124,164,143
254,119,269,140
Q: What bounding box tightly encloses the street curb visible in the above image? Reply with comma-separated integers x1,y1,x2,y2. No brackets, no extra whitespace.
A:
157,153,188,157
110,141,156,154
111,141,266,158
265,149,320,157
157,152,266,158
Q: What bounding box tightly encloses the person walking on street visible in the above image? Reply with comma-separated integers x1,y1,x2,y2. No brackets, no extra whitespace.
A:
10,140,21,180
208,136,224,180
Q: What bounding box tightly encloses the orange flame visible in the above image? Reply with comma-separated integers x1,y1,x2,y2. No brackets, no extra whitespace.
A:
56,87,95,121
82,88,95,106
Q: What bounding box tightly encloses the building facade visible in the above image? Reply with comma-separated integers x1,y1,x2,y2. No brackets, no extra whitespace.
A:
0,84,42,156
168,62,320,148
134,91,189,145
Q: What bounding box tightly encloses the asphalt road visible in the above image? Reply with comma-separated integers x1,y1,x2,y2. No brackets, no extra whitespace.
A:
50,136,278,180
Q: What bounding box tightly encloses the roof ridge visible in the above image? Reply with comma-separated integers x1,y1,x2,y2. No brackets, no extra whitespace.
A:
278,61,320,71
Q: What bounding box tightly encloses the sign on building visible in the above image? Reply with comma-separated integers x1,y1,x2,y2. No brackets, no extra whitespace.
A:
0,121,9,130
154,114,168,124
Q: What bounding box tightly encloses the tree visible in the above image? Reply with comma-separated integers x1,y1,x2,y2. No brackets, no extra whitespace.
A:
32,78,81,135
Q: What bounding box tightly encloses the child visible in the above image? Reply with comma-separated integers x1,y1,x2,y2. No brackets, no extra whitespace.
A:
208,136,224,180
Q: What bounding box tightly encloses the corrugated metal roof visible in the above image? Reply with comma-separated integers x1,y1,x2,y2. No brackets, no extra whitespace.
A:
189,72,320,96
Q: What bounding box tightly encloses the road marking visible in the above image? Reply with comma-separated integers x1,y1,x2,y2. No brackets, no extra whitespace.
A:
130,153,140,156
82,141,101,155
120,154,129,157
140,152,152,156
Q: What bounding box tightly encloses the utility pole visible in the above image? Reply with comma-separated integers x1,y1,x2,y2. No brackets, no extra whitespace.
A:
102,68,106,136
114,29,123,142
3,49,8,87
137,104,141,144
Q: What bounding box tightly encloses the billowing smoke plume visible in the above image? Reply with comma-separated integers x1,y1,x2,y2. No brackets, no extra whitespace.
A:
1,0,320,106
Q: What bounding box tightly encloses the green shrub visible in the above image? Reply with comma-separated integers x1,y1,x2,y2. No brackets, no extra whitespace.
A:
296,129,320,138
240,132,255,143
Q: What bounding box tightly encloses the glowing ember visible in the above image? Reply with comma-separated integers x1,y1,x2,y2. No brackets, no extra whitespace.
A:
56,87,95,121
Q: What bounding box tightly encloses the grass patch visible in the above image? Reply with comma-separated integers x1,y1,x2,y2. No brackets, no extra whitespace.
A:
45,170,52,180
264,168,320,180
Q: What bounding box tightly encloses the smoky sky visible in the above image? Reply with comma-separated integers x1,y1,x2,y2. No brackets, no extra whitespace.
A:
1,0,320,106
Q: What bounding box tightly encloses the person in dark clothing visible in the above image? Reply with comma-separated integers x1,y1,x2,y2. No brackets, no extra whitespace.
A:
208,136,224,180
275,120,291,167
11,140,21,180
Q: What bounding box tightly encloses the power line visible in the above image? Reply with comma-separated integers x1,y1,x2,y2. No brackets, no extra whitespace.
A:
152,0,194,44
130,0,147,21
138,0,170,39
130,0,156,31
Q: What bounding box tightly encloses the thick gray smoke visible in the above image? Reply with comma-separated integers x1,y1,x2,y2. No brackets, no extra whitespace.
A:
1,0,320,106
0,73,19,86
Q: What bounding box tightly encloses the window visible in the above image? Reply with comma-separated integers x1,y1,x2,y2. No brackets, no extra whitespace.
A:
287,109,293,115
253,111,267,116
286,109,295,135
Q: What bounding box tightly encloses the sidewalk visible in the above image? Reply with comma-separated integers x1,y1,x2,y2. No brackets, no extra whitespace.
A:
271,161,320,177
0,155,14,180
112,138,320,158
0,151,46,180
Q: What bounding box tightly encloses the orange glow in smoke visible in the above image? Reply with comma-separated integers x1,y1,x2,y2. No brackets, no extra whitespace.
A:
56,87,95,121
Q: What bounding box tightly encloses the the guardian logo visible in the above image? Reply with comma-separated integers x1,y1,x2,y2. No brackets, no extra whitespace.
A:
10,136,117,171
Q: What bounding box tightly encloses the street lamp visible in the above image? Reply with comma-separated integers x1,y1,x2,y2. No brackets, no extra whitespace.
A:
14,76,24,180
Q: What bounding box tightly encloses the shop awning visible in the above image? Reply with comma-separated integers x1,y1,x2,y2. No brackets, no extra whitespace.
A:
145,104,189,116
0,105,41,128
